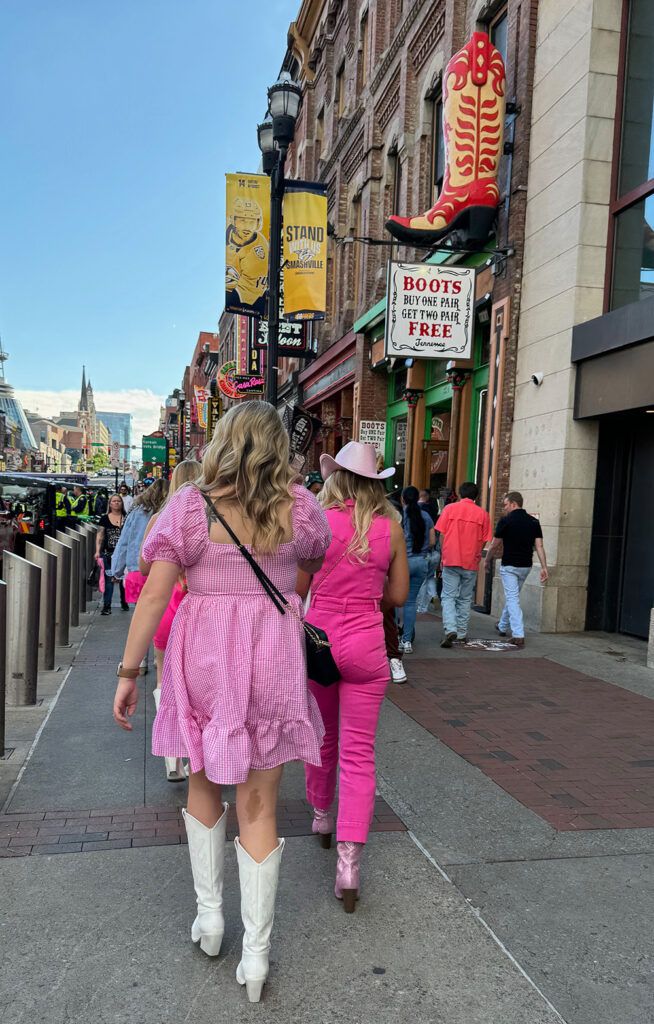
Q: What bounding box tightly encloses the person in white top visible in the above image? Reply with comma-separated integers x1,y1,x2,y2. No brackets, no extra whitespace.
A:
119,482,134,514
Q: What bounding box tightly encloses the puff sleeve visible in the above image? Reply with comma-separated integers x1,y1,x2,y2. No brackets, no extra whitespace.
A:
141,486,208,568
291,484,332,565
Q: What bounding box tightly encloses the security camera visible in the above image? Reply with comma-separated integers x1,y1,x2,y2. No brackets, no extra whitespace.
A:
531,372,544,386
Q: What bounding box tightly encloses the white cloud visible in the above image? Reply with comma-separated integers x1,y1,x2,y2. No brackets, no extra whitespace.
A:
15,388,164,456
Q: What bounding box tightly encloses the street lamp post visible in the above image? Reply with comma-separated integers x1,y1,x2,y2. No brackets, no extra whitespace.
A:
257,73,302,408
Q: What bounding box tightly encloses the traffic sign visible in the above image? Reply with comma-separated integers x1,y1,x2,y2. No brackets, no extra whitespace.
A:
142,435,168,465
110,440,121,467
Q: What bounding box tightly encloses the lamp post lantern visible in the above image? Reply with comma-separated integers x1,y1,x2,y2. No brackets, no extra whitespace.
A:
257,72,302,408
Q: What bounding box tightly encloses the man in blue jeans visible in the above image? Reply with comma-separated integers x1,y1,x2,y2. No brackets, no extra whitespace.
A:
435,482,492,648
484,491,549,647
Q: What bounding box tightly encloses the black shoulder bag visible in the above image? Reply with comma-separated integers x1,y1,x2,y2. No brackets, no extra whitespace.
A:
201,494,340,687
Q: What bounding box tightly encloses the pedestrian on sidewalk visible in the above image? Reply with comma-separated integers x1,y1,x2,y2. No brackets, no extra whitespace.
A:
484,491,549,648
398,486,435,653
110,478,168,611
299,442,409,913
119,482,134,514
140,460,201,782
436,482,492,648
95,494,127,615
113,401,331,1002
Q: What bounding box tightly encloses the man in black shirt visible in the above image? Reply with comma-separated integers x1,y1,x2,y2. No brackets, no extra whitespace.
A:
484,491,548,647
419,489,440,525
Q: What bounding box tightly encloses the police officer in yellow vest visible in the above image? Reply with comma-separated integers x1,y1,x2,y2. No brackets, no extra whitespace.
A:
70,485,89,519
55,487,71,521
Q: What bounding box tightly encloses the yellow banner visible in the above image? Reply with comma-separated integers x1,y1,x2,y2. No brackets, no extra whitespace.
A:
225,173,271,318
282,188,327,321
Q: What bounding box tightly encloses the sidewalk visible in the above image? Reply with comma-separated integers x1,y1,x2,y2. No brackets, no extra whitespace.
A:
1,603,652,1023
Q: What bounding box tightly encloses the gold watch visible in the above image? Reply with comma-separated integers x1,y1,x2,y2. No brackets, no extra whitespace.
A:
116,663,140,679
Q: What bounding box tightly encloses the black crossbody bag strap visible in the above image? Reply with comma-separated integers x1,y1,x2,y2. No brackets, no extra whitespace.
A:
200,492,289,616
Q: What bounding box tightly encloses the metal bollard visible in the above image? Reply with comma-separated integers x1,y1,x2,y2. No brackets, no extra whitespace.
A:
1,552,41,706
25,543,57,671
0,581,6,757
78,524,97,601
66,527,87,614
56,531,79,628
44,536,71,647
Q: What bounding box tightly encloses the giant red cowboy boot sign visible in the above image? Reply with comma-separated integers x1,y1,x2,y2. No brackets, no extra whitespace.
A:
386,32,506,248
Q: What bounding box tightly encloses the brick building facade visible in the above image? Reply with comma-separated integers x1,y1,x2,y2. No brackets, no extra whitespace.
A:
278,0,538,564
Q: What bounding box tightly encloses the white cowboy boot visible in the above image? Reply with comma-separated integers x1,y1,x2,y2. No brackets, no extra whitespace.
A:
235,837,285,1003
183,803,229,956
152,688,187,781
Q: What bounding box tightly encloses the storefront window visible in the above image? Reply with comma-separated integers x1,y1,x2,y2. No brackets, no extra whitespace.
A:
609,0,654,309
393,367,407,401
474,389,489,486
393,417,407,486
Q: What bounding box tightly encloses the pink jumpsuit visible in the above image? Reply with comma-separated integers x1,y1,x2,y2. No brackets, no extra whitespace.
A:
305,501,392,844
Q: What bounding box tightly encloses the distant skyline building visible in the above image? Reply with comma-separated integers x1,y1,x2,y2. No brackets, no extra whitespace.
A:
0,338,37,450
97,410,133,461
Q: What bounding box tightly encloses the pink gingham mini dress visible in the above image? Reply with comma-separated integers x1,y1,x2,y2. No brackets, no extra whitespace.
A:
143,483,332,785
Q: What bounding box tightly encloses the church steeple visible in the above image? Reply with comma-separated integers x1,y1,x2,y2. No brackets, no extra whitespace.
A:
79,366,88,411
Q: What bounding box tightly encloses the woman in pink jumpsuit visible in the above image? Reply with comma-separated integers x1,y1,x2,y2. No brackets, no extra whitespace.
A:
300,442,409,913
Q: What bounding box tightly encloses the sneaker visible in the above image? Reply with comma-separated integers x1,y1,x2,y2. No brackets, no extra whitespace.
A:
508,637,525,648
495,624,507,637
101,607,111,616
440,631,457,649
390,658,407,684
456,636,468,644
401,641,413,654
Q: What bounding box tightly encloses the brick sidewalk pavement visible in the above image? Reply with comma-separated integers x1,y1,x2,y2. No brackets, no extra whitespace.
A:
0,795,404,857
389,656,654,831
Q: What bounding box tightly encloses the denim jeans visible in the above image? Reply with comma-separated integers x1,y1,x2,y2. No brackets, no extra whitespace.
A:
102,553,126,609
440,566,478,638
400,554,429,644
498,565,531,638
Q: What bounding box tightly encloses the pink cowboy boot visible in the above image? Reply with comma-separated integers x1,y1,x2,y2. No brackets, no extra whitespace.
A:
334,841,363,913
312,807,335,849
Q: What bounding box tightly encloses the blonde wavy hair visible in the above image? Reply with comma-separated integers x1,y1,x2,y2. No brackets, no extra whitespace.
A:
196,401,295,554
319,469,398,561
169,459,201,495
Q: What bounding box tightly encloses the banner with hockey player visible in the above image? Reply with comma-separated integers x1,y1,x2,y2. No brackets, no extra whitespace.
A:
225,173,271,318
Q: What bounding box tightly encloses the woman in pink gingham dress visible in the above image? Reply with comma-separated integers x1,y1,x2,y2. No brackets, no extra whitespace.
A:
113,402,330,1004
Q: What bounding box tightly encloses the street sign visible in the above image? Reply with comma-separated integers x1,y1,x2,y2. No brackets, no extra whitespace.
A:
142,435,168,465
110,440,121,467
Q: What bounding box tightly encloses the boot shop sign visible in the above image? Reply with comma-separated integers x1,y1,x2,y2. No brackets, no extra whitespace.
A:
384,262,474,360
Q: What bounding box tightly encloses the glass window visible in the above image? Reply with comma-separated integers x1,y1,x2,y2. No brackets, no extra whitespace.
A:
336,63,345,116
431,94,445,200
490,10,508,65
611,193,654,308
360,11,369,88
393,417,407,487
315,107,324,166
617,0,654,197
392,152,403,215
474,389,489,486
393,368,407,401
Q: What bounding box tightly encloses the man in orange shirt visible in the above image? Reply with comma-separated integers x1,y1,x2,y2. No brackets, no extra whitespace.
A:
435,481,492,648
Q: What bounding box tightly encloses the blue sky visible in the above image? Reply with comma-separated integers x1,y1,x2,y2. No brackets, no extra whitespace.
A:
0,0,298,434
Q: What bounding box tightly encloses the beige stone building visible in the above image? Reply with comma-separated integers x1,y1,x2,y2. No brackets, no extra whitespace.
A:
510,0,654,640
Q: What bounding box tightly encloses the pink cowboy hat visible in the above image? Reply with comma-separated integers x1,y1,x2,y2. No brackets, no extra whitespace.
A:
320,441,395,481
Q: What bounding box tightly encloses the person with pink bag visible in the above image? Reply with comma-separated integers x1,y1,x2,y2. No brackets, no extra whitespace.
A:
140,460,201,783
298,442,409,913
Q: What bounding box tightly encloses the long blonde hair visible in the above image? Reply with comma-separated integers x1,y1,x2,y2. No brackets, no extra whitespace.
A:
319,469,397,561
169,459,201,494
197,401,295,554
